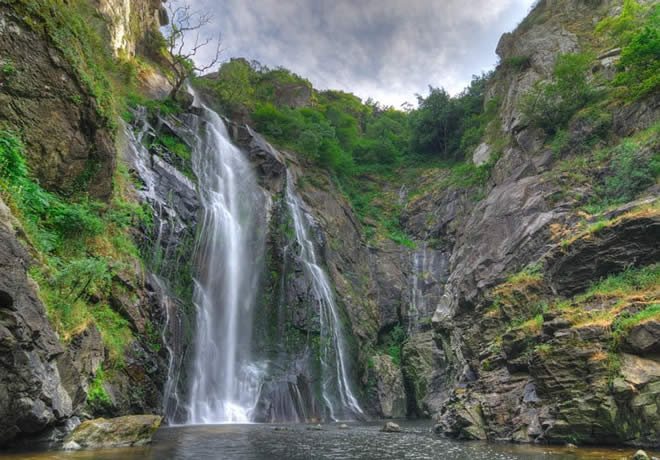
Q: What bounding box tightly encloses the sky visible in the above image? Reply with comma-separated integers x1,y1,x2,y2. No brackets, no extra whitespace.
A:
183,0,537,108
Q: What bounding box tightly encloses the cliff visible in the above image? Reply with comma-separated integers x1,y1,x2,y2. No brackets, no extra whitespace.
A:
0,0,658,450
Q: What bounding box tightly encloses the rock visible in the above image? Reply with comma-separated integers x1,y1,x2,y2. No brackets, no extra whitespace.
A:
224,119,287,193
623,321,660,355
472,142,492,166
306,424,322,431
633,450,650,460
338,424,349,430
0,197,74,446
381,422,401,433
546,213,660,297
95,0,164,57
614,93,660,138
402,331,437,415
0,10,115,199
368,355,407,419
566,443,577,449
64,415,161,450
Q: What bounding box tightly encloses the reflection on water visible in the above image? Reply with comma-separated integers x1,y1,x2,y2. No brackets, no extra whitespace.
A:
1,421,655,460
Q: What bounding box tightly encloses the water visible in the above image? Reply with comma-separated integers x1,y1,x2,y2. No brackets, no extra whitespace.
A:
1,422,653,459
285,174,363,420
186,99,267,424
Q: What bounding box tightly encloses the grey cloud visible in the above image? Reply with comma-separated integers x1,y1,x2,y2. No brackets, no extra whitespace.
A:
185,0,536,107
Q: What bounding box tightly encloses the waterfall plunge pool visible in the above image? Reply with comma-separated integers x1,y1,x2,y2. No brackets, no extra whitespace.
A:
1,420,656,459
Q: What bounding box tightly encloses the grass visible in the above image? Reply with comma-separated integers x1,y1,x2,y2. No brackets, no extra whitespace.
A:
612,303,660,347
0,129,148,368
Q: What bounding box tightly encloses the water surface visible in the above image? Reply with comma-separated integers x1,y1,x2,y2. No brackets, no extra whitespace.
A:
1,421,655,460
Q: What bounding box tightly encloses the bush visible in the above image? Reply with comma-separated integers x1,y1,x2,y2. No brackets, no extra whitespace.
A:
594,140,658,208
614,5,660,99
521,53,595,134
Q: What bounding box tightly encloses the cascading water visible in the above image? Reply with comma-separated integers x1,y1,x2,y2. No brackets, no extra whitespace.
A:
284,174,364,421
186,96,267,424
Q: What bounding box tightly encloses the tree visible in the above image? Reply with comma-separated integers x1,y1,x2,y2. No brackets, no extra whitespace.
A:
164,1,222,99
409,86,462,158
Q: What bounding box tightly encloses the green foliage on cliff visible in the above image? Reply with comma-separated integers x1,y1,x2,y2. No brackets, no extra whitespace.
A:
521,52,595,134
0,129,142,367
87,367,114,413
613,4,660,99
409,73,493,160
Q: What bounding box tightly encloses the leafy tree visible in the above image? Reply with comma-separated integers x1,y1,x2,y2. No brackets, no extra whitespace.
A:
409,87,461,158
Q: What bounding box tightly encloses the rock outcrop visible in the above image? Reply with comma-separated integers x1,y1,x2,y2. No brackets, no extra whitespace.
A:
0,198,73,444
64,414,161,449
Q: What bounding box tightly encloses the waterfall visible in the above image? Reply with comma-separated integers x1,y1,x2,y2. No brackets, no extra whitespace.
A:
186,99,267,424
284,174,364,421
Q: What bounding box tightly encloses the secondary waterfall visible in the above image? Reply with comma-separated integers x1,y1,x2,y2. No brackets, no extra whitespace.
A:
187,99,267,424
284,174,364,420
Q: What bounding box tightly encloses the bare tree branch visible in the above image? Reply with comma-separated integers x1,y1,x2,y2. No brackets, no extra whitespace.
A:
164,0,223,100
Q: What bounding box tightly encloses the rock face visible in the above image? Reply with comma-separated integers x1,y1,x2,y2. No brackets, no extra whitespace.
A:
65,415,161,449
94,0,165,57
0,8,115,200
0,198,73,444
369,355,407,419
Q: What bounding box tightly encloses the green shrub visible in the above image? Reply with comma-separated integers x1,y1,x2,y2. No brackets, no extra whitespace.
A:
521,52,595,134
590,140,658,209
0,131,27,184
614,5,660,99
502,55,531,72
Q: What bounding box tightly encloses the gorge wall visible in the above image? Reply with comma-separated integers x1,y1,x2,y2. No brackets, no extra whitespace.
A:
0,0,658,451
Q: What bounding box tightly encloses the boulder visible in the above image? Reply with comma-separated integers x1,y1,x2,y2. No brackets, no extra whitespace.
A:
381,422,401,433
633,450,650,460
64,415,162,450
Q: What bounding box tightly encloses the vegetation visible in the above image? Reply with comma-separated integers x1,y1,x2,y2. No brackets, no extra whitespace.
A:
521,52,595,134
0,130,144,367
87,366,114,413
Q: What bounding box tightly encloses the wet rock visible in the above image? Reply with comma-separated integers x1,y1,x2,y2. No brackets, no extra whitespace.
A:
381,422,401,433
64,415,161,450
633,450,650,460
338,424,350,430
401,332,436,415
369,355,407,419
225,119,287,193
306,424,323,431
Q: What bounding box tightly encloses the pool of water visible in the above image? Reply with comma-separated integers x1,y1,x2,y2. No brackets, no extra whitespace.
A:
1,421,655,459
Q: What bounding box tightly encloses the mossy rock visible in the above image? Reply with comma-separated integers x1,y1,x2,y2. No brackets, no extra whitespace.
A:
64,415,161,450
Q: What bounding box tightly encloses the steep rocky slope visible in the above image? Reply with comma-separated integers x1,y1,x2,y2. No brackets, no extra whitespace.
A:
0,0,658,451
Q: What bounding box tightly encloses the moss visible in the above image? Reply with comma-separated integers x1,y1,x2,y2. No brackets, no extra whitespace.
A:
87,366,114,413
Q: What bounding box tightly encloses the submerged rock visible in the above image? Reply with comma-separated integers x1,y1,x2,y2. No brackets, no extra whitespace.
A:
381,422,401,433
64,415,161,450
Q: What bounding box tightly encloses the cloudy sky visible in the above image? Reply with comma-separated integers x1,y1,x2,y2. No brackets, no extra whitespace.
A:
185,0,537,107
